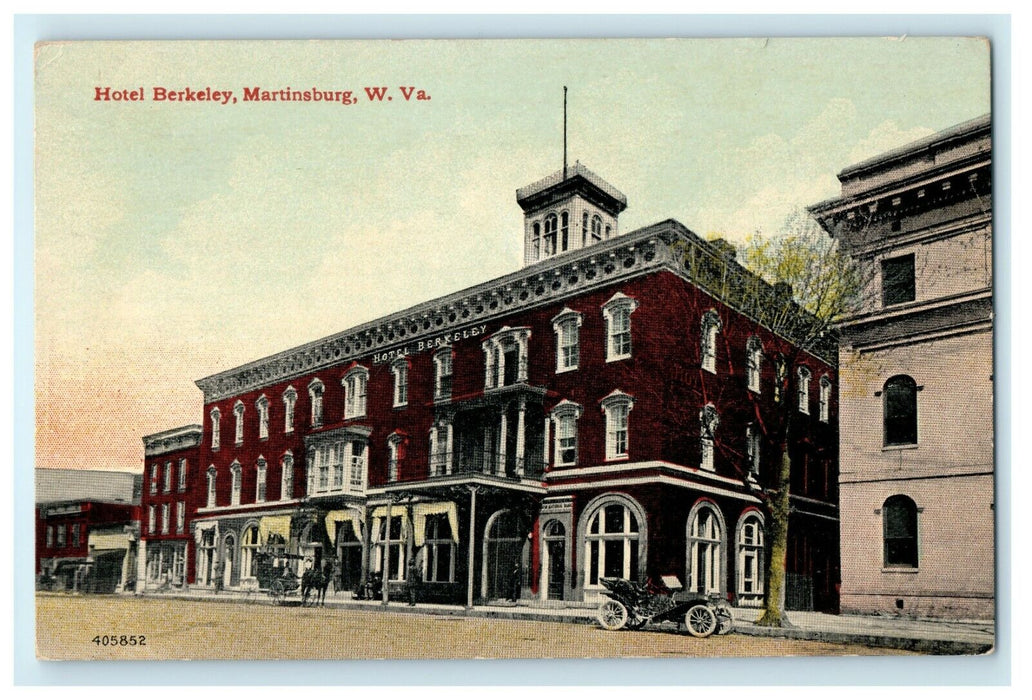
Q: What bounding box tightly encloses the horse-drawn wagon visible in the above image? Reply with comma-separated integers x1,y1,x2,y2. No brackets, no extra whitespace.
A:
254,552,304,604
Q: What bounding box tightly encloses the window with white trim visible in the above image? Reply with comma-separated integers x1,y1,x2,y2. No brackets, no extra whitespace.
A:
46,525,54,547
178,458,188,492
149,463,159,495
176,501,186,534
601,390,634,461
550,401,582,467
230,461,241,506
283,386,297,433
746,336,763,393
591,214,603,243
391,358,409,407
163,461,172,493
308,441,367,496
423,513,456,583
160,503,170,534
280,452,293,500
701,310,721,374
256,395,269,440
773,355,787,403
797,367,812,414
602,293,638,362
342,366,369,419
543,213,558,257
233,401,245,444
552,308,582,372
210,408,221,450
206,466,216,508
819,376,832,423
585,501,641,587
687,503,723,594
746,423,761,476
531,222,541,261
482,328,531,389
308,379,324,428
387,434,403,482
429,422,451,476
256,457,267,502
700,404,719,472
560,211,570,252
148,505,156,534
433,348,453,401
56,524,67,547
373,514,407,582
737,513,765,601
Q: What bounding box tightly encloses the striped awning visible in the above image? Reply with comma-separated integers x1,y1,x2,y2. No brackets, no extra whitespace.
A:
258,515,292,545
324,509,363,545
87,531,130,551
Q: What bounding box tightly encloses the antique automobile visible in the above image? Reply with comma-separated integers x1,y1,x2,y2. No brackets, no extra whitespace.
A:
596,577,734,637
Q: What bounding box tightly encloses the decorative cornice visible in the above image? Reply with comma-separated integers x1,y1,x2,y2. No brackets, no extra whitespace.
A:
196,219,834,403
142,424,203,457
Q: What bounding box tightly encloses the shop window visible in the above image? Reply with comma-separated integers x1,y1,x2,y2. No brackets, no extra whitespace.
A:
373,515,407,582
424,513,456,583
584,499,643,588
736,513,765,602
687,502,724,595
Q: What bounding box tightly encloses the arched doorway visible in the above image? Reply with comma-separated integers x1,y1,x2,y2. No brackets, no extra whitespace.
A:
483,510,525,600
687,501,726,595
541,520,566,601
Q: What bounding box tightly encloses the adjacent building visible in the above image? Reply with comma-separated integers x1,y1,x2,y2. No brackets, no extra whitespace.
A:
146,163,841,611
809,114,993,619
35,469,141,593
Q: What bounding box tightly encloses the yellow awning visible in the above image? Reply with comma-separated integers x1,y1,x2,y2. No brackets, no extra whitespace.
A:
324,509,363,545
88,532,129,551
412,502,459,546
258,516,292,545
370,505,410,540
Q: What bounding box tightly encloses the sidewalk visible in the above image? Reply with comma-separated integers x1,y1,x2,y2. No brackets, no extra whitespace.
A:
139,588,995,655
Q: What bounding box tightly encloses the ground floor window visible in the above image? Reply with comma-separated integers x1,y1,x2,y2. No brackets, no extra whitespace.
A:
584,501,641,588
197,530,216,586
736,512,765,603
373,515,406,582
687,502,724,595
423,513,455,583
883,494,919,568
241,526,260,579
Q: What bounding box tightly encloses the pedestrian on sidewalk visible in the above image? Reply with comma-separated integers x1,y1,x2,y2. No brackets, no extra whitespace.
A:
407,548,423,606
509,559,521,603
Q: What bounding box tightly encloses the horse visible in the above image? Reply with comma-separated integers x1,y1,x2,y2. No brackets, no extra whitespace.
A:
301,563,333,607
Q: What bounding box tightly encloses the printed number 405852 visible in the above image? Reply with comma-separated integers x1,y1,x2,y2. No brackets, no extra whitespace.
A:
91,635,146,646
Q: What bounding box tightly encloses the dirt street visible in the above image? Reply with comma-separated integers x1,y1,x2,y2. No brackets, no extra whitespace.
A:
37,594,913,660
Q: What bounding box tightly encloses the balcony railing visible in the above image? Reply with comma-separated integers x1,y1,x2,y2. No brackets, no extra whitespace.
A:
428,451,520,479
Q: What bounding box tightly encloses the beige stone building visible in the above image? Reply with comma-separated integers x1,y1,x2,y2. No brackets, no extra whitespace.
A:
809,115,993,619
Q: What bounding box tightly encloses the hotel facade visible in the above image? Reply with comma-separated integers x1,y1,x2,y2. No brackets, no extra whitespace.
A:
140,164,841,612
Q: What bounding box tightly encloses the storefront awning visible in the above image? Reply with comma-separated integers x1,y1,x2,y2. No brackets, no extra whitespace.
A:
324,509,363,545
258,515,292,545
412,502,459,546
88,531,130,551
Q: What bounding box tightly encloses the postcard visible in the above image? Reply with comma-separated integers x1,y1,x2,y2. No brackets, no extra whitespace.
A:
33,38,994,660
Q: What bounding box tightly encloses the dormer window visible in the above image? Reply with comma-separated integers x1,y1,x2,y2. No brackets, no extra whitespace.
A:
552,308,582,373
602,293,638,362
482,327,531,389
233,401,245,445
342,366,369,419
256,395,269,440
433,348,453,402
308,378,325,428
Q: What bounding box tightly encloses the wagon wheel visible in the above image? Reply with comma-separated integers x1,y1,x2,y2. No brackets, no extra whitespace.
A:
625,615,648,631
597,599,629,630
684,604,717,638
269,579,286,605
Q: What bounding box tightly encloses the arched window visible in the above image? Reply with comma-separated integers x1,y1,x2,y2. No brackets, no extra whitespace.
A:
687,502,725,594
206,465,217,508
602,292,638,362
282,386,297,434
582,211,589,246
550,400,583,467
308,378,324,428
543,213,558,256
601,390,634,461
883,495,919,568
797,367,812,414
746,336,763,393
391,357,409,408
884,375,918,446
531,221,542,261
701,310,721,373
551,307,582,373
233,401,245,444
387,433,404,482
736,512,765,605
256,395,269,440
591,215,603,243
745,423,761,476
342,366,369,419
230,461,242,506
560,211,570,252
773,354,787,403
241,526,260,579
583,499,644,588
819,376,832,423
209,407,221,450
280,451,294,501
699,404,719,472
255,457,267,502
433,348,453,400
482,327,530,389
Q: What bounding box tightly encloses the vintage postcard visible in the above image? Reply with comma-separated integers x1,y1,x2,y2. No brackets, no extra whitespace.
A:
33,38,994,661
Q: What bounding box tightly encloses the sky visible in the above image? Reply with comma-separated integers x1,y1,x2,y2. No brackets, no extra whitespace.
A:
33,38,991,473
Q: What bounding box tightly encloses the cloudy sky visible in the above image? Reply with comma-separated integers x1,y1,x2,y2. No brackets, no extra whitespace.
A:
34,38,990,472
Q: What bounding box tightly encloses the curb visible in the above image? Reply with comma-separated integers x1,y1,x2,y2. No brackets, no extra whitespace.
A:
733,623,994,655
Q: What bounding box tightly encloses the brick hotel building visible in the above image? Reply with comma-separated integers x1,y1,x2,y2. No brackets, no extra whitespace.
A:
140,164,840,612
